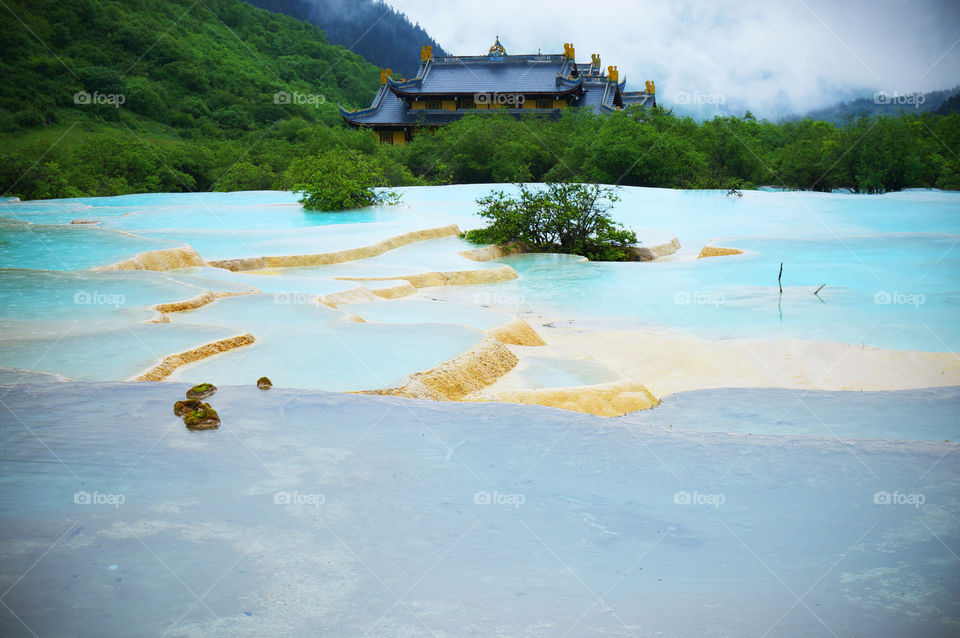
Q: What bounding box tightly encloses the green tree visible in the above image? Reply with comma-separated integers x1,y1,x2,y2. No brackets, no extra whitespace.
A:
463,182,637,261
286,148,399,211
213,161,275,191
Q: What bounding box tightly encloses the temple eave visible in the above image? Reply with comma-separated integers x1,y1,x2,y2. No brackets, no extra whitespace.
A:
388,86,584,99
337,39,655,145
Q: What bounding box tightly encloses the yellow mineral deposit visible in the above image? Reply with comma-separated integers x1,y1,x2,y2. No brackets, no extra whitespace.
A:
697,245,744,258
130,334,256,382
95,246,206,271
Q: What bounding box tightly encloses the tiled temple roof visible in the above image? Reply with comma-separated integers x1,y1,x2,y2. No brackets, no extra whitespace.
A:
339,42,655,128
389,54,579,95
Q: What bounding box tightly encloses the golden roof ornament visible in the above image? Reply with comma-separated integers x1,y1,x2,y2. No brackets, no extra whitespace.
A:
488,37,507,57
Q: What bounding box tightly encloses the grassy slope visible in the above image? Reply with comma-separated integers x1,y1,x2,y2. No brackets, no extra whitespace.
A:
0,0,385,198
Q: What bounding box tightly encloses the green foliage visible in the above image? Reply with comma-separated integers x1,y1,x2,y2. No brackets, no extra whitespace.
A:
0,0,379,134
0,1,957,201
0,0,387,199
288,149,400,211
395,107,960,194
244,0,448,78
401,114,554,183
213,161,275,191
463,183,637,261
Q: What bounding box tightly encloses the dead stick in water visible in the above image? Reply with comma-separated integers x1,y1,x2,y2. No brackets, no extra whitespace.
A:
813,284,826,296
778,262,783,295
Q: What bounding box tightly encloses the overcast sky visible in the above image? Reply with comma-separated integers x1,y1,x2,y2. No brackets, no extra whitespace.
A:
383,0,960,119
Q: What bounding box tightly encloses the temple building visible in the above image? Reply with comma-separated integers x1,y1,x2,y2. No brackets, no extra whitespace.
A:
340,39,656,145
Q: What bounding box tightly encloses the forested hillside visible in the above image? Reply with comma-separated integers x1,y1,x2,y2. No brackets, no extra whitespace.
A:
0,0,379,197
788,87,959,125
0,0,957,200
244,0,448,77
389,108,960,193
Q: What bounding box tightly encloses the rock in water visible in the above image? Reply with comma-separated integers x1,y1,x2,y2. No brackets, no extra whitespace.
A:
173,398,204,417
186,383,217,399
257,377,272,390
182,402,220,430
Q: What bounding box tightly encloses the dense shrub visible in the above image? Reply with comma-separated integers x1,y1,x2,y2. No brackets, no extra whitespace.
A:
463,182,637,261
287,149,399,211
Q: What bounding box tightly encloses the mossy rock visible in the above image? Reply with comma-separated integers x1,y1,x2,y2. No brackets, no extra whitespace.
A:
186,382,217,399
183,402,220,430
173,398,204,417
256,376,272,390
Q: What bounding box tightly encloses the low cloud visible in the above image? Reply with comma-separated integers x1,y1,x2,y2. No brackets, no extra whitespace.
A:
385,0,960,119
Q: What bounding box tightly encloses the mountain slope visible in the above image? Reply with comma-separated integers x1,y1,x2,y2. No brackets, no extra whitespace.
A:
935,92,960,115
0,0,390,198
785,86,960,124
242,0,447,77
0,0,379,136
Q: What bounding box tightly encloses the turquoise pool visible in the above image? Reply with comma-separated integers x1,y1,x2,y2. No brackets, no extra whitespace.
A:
0,186,957,387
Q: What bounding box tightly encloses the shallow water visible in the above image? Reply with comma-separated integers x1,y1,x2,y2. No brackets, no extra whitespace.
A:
166,294,484,390
1,187,958,635
0,186,957,385
0,219,183,271
464,231,960,350
0,382,956,636
514,356,623,388
342,296,511,329
636,385,960,441
1,323,241,381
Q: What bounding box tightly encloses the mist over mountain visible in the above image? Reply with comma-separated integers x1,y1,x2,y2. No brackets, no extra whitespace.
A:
243,0,447,77
784,87,960,125
388,0,960,121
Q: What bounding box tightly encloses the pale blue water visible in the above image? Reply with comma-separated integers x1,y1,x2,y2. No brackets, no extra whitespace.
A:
0,219,183,271
168,266,355,296
2,188,958,635
464,232,960,350
0,383,956,636
416,186,960,351
516,356,623,388
638,385,960,440
0,269,212,339
342,298,511,330
271,236,503,281
166,294,483,390
0,187,957,386
1,323,241,381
